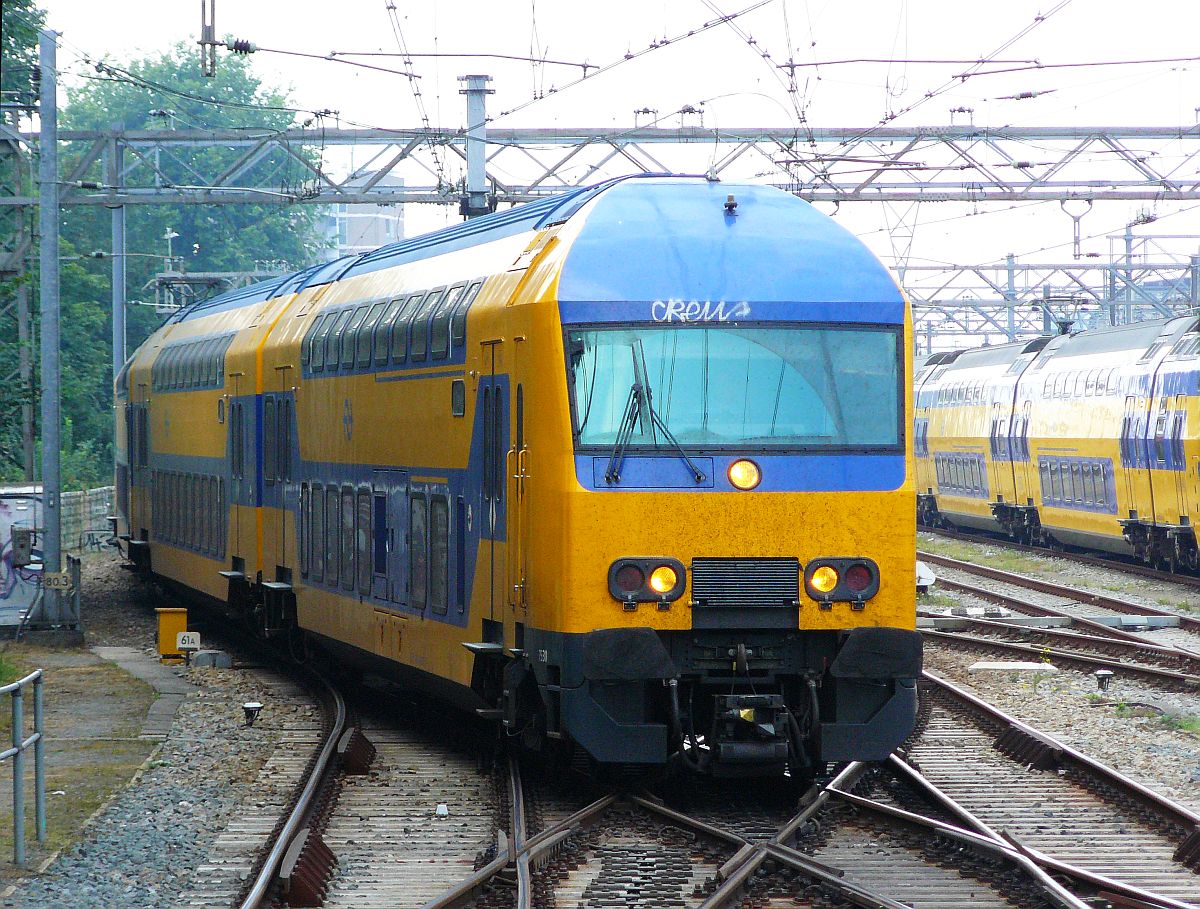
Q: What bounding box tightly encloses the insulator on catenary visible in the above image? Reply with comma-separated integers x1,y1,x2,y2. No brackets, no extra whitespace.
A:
226,39,257,55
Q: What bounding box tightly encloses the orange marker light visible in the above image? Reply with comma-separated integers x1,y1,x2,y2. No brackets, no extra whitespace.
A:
810,565,839,594
649,565,678,595
728,459,761,490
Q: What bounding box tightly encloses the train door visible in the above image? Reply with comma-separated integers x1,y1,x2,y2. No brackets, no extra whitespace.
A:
480,342,507,621
1011,400,1034,505
1119,394,1140,514
371,470,409,607
1171,394,1189,522
987,400,1009,501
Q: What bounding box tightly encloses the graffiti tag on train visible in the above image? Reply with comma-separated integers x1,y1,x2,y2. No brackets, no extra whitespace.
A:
651,300,752,323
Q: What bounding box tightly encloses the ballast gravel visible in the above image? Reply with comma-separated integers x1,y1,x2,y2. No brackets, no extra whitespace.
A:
2,553,316,909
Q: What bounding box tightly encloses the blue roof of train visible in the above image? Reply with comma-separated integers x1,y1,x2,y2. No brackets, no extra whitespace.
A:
166,175,899,325
557,177,901,306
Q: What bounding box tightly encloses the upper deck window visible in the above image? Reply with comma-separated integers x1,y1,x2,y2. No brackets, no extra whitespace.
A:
567,323,902,452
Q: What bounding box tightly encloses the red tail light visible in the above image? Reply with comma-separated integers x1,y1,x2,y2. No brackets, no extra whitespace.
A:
845,563,873,593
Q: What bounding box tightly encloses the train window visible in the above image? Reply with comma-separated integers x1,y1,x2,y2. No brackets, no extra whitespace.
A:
373,299,404,366
357,301,387,368
325,486,340,587
391,294,424,364
1050,462,1063,501
1073,372,1086,396
340,486,355,591
341,306,370,370
1071,464,1083,503
308,313,332,371
1081,464,1095,504
299,483,310,576
429,284,464,360
372,491,387,580
1085,371,1097,396
201,476,211,553
430,496,449,615
456,497,466,612
311,483,324,582
451,280,483,347
410,494,428,611
492,387,504,504
356,487,372,596
188,344,200,388
324,310,352,372
208,475,217,554
264,396,277,485
280,398,292,481
409,289,446,362
217,477,226,557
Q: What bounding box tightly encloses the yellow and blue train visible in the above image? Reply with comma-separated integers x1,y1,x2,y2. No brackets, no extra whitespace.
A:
917,315,1200,572
115,175,920,776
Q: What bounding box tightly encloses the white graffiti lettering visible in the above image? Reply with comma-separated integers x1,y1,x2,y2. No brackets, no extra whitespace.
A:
650,300,751,323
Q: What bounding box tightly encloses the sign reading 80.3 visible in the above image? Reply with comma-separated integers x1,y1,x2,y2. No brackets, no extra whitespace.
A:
41,572,74,591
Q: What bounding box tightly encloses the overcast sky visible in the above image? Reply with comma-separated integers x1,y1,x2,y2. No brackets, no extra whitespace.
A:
40,0,1200,278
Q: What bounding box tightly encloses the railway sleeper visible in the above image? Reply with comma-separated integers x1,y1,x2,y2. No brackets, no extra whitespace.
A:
993,723,1063,771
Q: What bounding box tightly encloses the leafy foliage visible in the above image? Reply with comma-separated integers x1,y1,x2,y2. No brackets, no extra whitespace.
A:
0,0,45,109
1,37,328,487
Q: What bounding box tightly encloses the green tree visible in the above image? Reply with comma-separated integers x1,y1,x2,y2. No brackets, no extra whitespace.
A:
0,1,46,482
0,0,45,109
40,43,325,486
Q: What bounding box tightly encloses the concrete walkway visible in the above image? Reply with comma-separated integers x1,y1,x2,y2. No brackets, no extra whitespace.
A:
91,646,194,740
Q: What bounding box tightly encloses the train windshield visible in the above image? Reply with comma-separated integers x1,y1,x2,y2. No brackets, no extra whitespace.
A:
567,324,902,450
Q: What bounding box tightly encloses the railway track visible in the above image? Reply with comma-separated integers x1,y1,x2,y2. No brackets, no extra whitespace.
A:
920,549,1200,667
884,672,1200,908
923,526,1200,591
208,671,1198,909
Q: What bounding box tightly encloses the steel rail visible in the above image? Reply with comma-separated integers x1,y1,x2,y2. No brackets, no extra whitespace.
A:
507,757,532,909
878,756,1200,909
693,762,870,909
919,550,1200,631
925,612,1199,669
931,573,1189,648
238,669,346,909
923,628,1200,687
923,670,1200,842
419,787,620,909
828,783,1194,909
630,786,913,909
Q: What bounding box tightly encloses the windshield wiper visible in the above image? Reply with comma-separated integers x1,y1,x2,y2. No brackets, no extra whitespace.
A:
604,382,643,484
604,383,707,485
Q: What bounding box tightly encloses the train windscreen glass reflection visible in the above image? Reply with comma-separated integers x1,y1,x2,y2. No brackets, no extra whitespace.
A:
568,325,901,450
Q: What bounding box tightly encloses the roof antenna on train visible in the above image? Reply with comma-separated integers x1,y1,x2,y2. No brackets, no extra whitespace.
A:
724,194,738,214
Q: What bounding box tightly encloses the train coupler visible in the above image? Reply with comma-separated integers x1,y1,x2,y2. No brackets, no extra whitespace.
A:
708,694,790,776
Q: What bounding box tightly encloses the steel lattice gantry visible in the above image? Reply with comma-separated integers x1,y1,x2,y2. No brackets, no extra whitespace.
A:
3,124,1199,207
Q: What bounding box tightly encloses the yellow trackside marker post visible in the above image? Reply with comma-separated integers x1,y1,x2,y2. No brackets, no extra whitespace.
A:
156,607,189,663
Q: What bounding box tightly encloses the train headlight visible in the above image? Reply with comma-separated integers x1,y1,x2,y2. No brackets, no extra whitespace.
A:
648,565,678,595
608,557,686,605
728,459,761,491
809,565,840,594
804,558,881,605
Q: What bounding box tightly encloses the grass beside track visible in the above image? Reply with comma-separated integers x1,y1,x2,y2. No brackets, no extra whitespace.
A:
0,644,156,880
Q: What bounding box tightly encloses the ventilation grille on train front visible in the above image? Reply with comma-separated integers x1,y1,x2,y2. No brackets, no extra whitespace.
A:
690,558,800,609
